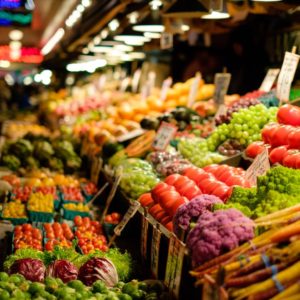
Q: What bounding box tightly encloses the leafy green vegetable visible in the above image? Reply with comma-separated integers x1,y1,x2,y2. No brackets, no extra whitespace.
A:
228,186,258,210
213,202,253,218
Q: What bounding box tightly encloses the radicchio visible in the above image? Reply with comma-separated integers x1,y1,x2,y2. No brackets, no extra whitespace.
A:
78,257,118,287
47,260,78,283
9,258,45,282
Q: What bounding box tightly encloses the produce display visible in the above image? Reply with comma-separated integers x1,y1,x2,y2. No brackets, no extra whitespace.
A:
27,192,54,213
13,224,43,251
60,186,84,203
2,200,27,220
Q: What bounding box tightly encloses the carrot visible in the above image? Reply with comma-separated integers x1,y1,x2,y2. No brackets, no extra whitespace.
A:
270,220,300,243
272,281,300,300
224,255,261,275
282,295,300,300
232,261,300,300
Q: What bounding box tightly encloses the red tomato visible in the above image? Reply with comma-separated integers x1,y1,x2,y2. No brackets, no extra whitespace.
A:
172,176,192,190
202,164,220,174
269,145,289,164
182,168,206,185
158,190,182,215
277,104,300,126
169,197,188,216
149,203,164,217
111,212,121,221
245,141,267,158
212,165,230,179
178,183,201,200
261,122,279,144
74,216,83,226
155,210,169,222
270,125,292,148
164,174,182,186
288,128,300,150
22,224,32,231
151,182,172,203
211,184,229,201
138,193,154,207
104,215,113,223
282,151,300,169
165,222,173,232
198,178,218,194
224,175,244,187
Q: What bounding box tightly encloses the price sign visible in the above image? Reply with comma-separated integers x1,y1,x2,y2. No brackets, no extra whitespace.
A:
150,225,161,278
114,201,140,236
91,157,103,185
214,73,231,106
161,32,173,50
132,69,141,93
160,77,173,101
259,68,280,92
245,148,270,186
188,73,201,108
277,51,300,104
120,77,131,92
117,129,145,143
141,214,149,260
152,122,178,151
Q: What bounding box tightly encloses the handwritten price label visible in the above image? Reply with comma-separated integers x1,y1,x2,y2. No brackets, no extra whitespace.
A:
114,201,140,236
150,226,161,278
277,51,300,104
259,68,280,92
160,77,173,101
152,122,178,151
245,148,270,186
188,73,201,108
214,73,231,106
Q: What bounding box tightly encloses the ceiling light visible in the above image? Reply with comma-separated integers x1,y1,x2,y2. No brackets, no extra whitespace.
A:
201,11,230,19
10,49,21,60
149,0,162,10
4,74,14,86
82,47,89,54
114,44,134,52
163,0,208,18
181,24,190,31
108,19,120,31
9,41,21,49
88,41,94,50
100,29,109,39
76,4,85,12
92,46,112,53
133,24,165,33
121,54,133,62
144,32,161,39
41,70,52,78
101,40,122,46
34,74,42,82
66,19,73,27
42,77,51,85
81,0,91,8
9,29,23,41
41,28,65,55
128,12,139,24
93,36,101,45
114,35,149,45
0,60,10,68
130,52,146,59
23,76,33,85
72,10,81,19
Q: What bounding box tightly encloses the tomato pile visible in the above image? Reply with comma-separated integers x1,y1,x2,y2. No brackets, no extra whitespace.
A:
82,182,98,195
13,224,42,251
74,216,108,254
104,212,121,224
246,104,300,169
61,186,84,202
11,186,33,202
44,222,74,251
36,186,59,200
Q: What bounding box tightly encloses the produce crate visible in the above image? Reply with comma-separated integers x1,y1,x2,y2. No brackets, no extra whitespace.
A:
103,222,116,236
63,208,90,221
28,210,54,223
1,216,28,225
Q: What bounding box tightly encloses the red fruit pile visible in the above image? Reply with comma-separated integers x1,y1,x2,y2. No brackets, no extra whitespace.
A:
14,224,42,251
82,182,98,195
74,216,108,254
104,213,121,225
246,104,300,169
44,222,74,251
36,186,59,200
61,186,84,202
12,186,33,202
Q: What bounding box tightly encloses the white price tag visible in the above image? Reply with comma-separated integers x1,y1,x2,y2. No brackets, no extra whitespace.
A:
188,73,201,108
161,32,173,50
132,69,141,93
277,51,300,103
259,69,280,92
152,122,178,151
150,226,161,278
160,77,173,101
245,148,270,186
114,201,140,236
141,214,149,260
214,73,231,106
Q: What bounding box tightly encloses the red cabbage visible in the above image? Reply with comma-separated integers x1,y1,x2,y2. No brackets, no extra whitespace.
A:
78,257,118,287
9,258,45,282
47,259,78,283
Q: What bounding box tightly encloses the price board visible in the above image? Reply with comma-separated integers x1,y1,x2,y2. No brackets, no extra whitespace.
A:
141,213,149,260
161,32,173,50
277,51,300,104
114,201,141,236
214,73,231,106
152,122,178,151
160,77,173,101
188,73,201,108
259,68,280,92
245,148,270,186
150,225,161,278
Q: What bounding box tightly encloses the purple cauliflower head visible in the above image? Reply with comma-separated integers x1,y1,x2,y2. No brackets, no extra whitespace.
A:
186,208,255,267
173,194,223,237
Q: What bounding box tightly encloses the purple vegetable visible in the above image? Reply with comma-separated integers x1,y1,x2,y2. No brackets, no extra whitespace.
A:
173,194,223,237
47,260,78,283
186,208,255,267
78,257,118,287
9,258,45,282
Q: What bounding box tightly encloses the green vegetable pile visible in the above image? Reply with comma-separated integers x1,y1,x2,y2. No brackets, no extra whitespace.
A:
0,272,168,300
217,166,300,219
1,137,82,174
